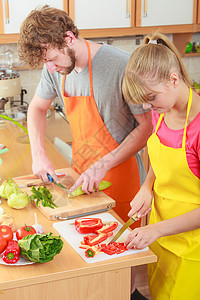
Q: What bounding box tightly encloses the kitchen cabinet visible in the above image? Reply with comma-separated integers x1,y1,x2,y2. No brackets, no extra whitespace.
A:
0,0,68,43
136,0,196,27
197,0,200,24
70,0,132,29
1,0,64,34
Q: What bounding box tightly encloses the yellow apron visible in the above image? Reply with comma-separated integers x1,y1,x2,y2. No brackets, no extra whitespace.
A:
147,88,200,300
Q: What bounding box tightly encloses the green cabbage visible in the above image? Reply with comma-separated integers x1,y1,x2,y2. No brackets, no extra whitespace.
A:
7,188,29,209
0,179,18,199
18,233,64,263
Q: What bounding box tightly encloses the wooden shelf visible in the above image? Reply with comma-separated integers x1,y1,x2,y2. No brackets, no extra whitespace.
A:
184,52,200,57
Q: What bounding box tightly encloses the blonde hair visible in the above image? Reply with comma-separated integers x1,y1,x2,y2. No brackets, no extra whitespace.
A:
122,32,191,105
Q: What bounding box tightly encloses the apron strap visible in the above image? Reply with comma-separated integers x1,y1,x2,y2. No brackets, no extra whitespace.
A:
61,39,94,98
182,87,193,148
84,39,94,98
61,75,65,96
155,113,164,134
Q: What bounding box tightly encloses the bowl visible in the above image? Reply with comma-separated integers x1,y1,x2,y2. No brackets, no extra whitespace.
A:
3,107,28,144
2,106,53,144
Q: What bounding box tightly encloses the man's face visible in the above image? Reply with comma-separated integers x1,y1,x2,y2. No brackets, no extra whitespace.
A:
44,46,75,75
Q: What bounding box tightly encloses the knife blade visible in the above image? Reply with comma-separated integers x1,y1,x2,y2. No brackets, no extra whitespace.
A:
107,213,138,244
47,174,74,197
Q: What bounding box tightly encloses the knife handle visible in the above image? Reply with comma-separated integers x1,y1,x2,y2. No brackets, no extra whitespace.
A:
131,212,138,222
47,174,54,182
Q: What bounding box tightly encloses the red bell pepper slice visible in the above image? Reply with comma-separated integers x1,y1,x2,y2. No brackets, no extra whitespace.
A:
96,221,118,234
75,218,103,234
85,245,101,258
85,248,96,258
100,242,128,256
83,233,108,246
101,248,116,255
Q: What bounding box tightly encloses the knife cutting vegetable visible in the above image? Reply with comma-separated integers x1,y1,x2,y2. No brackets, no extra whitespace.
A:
68,180,111,198
107,213,138,244
47,174,74,197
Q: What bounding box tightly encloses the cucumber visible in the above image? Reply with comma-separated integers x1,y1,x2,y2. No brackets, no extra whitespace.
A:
68,180,111,198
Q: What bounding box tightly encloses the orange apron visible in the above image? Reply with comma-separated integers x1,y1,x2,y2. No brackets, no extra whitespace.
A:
62,40,140,224
147,88,200,299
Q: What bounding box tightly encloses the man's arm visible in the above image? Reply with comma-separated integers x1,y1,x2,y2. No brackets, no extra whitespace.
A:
27,93,57,182
70,110,152,193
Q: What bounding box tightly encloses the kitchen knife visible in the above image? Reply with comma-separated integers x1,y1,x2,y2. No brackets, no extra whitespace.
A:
47,174,74,197
107,213,138,244
15,172,67,180
18,182,51,188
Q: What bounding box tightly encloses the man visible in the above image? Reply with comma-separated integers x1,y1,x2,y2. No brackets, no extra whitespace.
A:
18,5,152,225
18,6,151,299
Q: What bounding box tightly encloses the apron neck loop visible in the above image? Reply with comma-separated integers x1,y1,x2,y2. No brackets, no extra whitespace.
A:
61,39,94,98
154,87,193,149
84,39,94,98
182,87,193,148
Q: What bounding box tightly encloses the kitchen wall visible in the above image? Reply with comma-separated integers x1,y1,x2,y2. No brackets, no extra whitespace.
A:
1,32,200,106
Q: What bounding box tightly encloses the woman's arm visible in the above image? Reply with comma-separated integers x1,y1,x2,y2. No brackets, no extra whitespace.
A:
125,206,200,250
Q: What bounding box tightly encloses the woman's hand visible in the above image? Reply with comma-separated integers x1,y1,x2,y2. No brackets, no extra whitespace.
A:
128,185,153,219
125,223,161,250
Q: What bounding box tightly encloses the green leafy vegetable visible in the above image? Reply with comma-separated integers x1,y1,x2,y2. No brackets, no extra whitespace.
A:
18,233,63,263
29,186,57,209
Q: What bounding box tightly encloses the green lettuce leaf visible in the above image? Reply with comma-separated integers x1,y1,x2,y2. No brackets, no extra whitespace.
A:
18,233,64,263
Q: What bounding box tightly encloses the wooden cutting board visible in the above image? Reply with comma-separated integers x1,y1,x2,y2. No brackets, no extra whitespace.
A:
13,168,115,221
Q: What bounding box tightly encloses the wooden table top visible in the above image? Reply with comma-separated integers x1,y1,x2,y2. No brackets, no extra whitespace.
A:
0,121,157,290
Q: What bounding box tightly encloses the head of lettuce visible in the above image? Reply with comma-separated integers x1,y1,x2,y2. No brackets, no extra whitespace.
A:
18,233,64,263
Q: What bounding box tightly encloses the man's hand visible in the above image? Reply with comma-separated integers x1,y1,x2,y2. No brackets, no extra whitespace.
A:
69,161,108,194
32,154,58,183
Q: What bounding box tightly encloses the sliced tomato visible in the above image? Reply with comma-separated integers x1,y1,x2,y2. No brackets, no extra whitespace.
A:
0,236,7,253
16,225,36,240
0,225,13,242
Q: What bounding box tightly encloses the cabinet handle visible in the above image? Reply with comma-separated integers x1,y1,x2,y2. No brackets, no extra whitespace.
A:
5,0,10,24
143,0,148,18
126,0,131,18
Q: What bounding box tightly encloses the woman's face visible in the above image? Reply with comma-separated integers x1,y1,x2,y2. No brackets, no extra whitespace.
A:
142,79,177,114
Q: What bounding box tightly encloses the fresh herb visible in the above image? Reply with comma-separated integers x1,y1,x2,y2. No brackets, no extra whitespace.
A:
18,233,63,263
29,186,57,209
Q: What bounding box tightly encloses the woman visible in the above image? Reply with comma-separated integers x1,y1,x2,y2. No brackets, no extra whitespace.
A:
122,32,200,299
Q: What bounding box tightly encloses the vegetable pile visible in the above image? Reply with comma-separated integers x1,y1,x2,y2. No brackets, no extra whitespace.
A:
18,233,63,263
75,217,129,258
0,221,63,265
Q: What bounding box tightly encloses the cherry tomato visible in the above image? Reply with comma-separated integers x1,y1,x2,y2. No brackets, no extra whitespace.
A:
0,225,13,242
16,225,36,240
0,236,8,253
